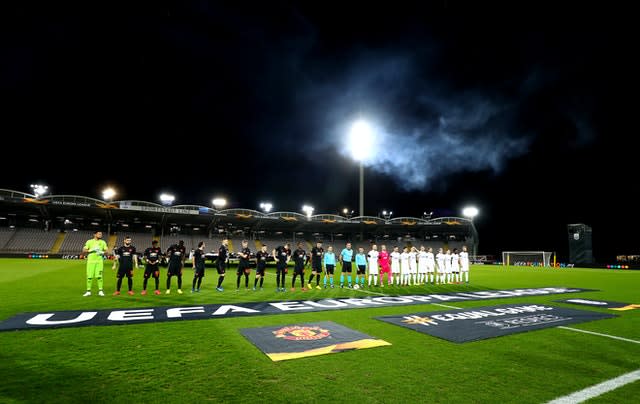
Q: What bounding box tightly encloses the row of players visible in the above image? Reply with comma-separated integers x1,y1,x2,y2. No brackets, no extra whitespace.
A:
268,240,471,291
81,231,470,296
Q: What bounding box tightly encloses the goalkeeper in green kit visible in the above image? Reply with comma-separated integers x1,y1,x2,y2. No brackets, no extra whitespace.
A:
82,231,108,296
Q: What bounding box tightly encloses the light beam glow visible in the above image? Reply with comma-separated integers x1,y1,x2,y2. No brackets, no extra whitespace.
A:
102,187,116,201
348,119,374,161
302,205,314,217
159,193,175,205
212,198,227,209
462,206,479,219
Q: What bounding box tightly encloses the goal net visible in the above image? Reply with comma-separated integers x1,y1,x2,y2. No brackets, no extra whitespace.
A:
502,251,552,267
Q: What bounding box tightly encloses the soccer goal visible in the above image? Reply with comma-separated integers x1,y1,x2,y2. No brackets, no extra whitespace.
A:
502,251,553,267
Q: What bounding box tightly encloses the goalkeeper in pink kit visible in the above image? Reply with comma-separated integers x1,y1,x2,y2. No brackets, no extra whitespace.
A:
378,245,391,287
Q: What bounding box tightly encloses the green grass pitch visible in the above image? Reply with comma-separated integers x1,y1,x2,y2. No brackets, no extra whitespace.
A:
0,259,638,403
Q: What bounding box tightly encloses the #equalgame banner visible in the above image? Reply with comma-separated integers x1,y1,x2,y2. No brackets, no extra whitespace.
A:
376,303,617,343
0,287,594,331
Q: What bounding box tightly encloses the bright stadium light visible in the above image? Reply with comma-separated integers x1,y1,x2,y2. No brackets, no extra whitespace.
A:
102,187,116,201
259,202,273,213
159,193,175,206
30,184,49,198
302,205,314,218
348,119,374,218
348,120,374,162
462,206,479,219
212,198,227,209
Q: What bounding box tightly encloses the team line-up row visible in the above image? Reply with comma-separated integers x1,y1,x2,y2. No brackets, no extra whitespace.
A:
81,231,471,296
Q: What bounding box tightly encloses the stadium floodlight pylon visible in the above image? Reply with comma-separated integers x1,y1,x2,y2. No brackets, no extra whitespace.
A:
502,251,552,267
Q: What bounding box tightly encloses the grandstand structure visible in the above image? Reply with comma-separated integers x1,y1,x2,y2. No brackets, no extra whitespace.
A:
0,189,478,256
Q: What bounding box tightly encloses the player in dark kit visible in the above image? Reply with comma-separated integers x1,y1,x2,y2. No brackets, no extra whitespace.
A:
254,244,268,290
216,239,229,292
192,241,206,292
272,243,290,292
142,240,162,295
166,240,186,294
308,240,324,289
112,236,138,296
291,242,308,291
236,240,251,290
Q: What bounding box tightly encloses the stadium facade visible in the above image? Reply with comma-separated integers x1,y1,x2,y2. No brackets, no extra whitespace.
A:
0,189,478,257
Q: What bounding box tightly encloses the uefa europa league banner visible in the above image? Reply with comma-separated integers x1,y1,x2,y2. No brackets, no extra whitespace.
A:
0,287,594,331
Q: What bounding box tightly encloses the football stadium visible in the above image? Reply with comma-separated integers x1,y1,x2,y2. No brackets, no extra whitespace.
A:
3,3,639,402
0,188,638,403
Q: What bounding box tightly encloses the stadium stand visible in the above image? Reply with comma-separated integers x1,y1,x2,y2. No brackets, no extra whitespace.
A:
160,234,183,252
256,237,295,250
0,227,15,250
160,234,220,254
112,232,154,252
0,189,478,257
0,227,473,257
58,230,95,255
2,228,58,253
107,234,117,252
229,237,250,253
49,232,66,253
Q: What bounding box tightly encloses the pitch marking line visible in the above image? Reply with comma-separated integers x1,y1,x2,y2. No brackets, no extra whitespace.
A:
546,369,640,404
353,288,387,296
431,303,462,309
419,304,640,403
558,326,640,344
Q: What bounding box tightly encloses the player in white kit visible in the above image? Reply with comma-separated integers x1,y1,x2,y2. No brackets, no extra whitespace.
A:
436,247,446,284
390,246,401,285
400,247,410,286
451,248,460,283
444,249,452,284
409,246,418,285
426,246,436,284
417,246,428,285
368,244,379,286
460,245,470,283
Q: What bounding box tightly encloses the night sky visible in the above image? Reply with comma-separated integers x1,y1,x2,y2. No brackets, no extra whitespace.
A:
1,2,636,261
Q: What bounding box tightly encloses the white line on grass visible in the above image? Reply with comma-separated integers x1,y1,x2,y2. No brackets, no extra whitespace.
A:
353,288,387,296
558,326,640,344
546,369,640,404
431,303,461,309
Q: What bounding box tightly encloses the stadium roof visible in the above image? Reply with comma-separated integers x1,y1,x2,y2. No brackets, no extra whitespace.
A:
0,189,476,235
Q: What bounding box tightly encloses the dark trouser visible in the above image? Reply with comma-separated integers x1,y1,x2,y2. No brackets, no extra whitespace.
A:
276,266,286,288
292,269,304,288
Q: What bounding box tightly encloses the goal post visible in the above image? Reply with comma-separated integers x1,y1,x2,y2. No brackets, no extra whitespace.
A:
502,251,553,267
